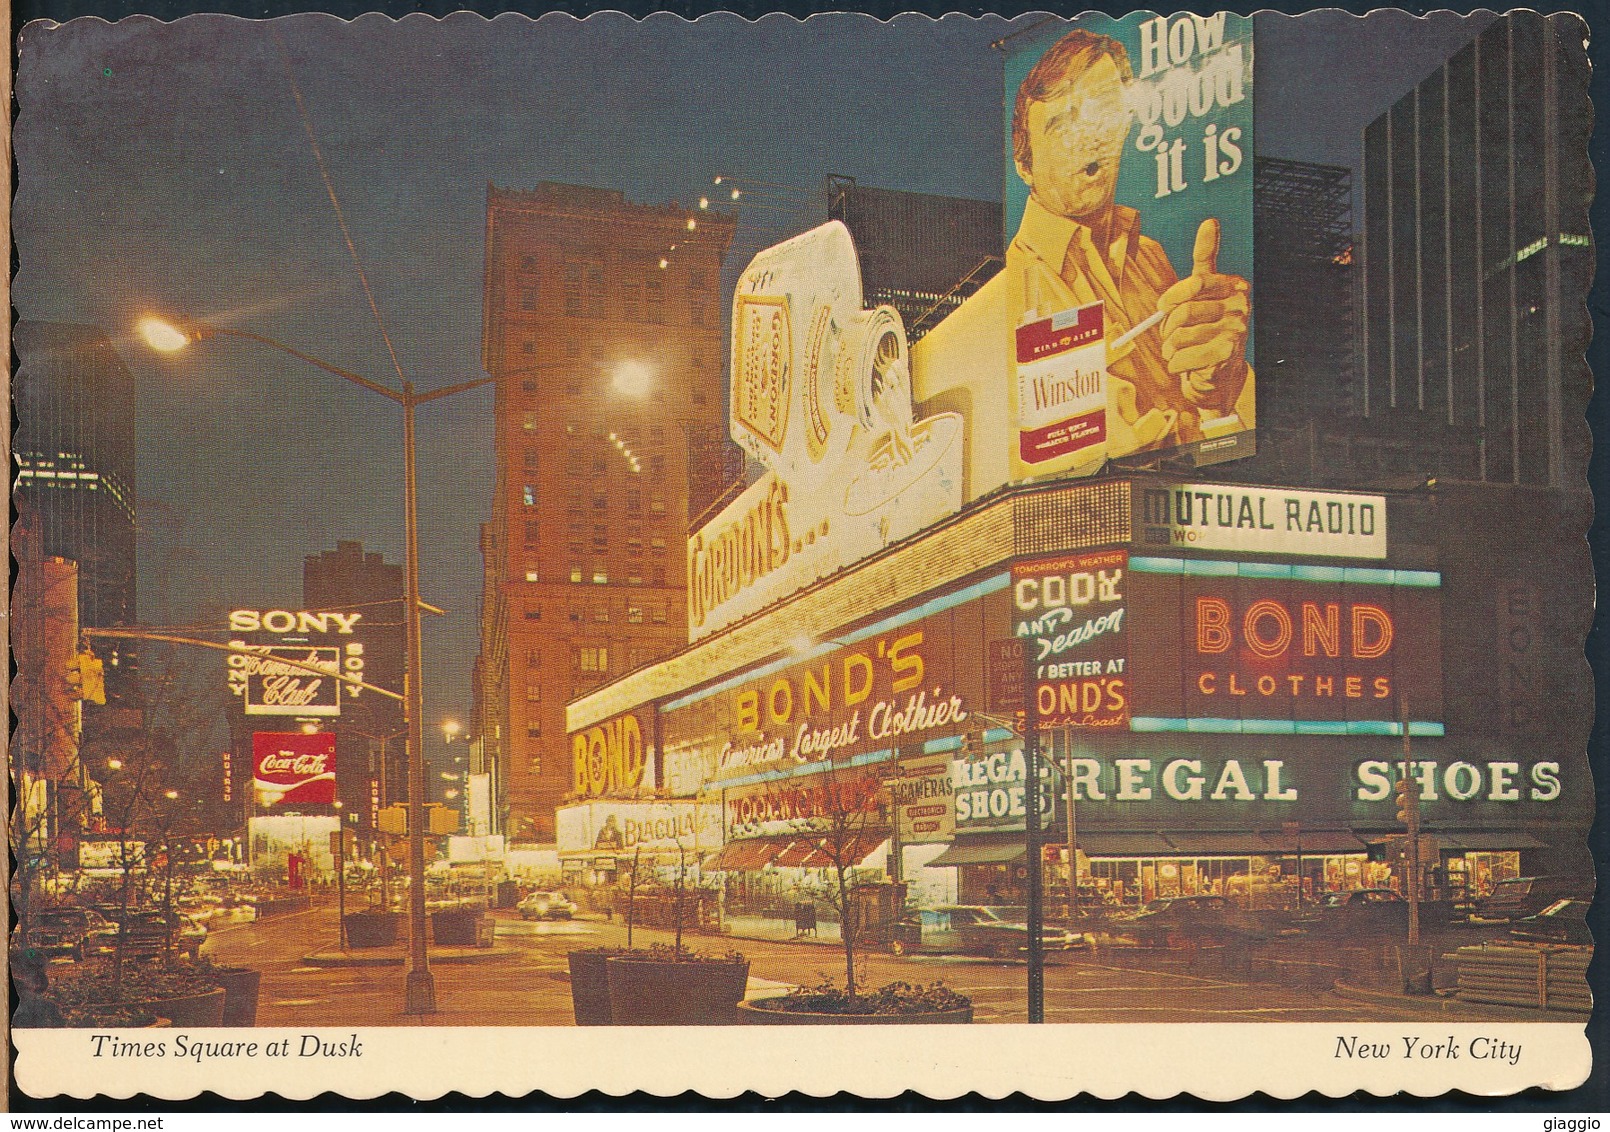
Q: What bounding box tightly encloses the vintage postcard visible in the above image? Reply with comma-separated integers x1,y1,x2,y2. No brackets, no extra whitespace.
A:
8,6,1597,1104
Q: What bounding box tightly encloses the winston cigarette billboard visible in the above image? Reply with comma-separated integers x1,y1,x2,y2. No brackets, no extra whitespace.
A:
913,11,1256,497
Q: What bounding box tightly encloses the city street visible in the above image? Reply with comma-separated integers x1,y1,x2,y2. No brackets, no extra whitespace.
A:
199,900,1533,1027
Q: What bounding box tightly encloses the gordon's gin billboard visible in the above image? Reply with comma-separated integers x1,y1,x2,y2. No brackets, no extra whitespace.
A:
253,731,338,807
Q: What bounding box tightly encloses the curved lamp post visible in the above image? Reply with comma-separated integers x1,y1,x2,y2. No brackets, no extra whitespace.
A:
138,315,492,1015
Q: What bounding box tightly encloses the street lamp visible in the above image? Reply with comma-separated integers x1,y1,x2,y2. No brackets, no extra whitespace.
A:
139,314,493,1015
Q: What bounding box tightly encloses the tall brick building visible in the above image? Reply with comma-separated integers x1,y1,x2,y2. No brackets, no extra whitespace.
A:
476,182,736,840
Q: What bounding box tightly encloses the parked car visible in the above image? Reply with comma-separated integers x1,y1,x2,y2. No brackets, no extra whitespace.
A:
1471,876,1581,922
27,907,119,961
116,910,208,958
909,905,1086,958
1507,899,1593,947
1304,888,1408,934
1112,895,1269,948
517,890,577,921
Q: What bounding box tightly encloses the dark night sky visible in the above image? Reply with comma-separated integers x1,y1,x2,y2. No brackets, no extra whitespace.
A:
12,8,1495,769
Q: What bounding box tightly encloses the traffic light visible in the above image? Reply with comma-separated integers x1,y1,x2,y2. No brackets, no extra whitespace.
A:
71,648,106,705
1394,774,1421,829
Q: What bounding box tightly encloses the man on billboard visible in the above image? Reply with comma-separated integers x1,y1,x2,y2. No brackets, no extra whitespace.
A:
1009,27,1254,458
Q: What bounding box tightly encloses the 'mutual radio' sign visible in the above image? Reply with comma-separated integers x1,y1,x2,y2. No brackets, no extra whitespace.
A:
1137,484,1387,559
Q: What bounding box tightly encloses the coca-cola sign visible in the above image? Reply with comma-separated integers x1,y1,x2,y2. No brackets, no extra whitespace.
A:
253,731,338,807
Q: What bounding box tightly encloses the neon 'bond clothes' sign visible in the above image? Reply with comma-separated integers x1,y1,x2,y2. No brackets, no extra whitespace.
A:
1124,558,1444,734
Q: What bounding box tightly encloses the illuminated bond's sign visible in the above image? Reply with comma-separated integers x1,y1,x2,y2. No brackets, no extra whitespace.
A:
571,711,648,797
252,731,337,807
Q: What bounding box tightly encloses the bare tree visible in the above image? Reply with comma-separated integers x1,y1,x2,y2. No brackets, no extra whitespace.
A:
779,761,886,1000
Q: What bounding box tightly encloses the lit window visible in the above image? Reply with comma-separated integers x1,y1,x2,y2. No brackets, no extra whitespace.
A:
627,606,644,624
526,684,542,701
593,606,610,623
525,571,539,584
523,485,537,506
592,570,609,585
522,412,539,431
569,567,583,584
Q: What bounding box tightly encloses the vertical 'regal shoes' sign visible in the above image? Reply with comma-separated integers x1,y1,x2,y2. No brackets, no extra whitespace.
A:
1000,12,1256,478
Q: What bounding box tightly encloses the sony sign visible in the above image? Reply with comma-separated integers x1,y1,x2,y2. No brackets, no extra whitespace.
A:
229,609,364,635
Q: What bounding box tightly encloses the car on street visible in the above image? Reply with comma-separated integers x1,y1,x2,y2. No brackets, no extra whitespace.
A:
518,890,577,921
26,907,119,960
905,905,1086,958
116,910,208,958
1507,898,1593,947
1303,888,1408,935
1110,895,1270,948
1471,876,1581,922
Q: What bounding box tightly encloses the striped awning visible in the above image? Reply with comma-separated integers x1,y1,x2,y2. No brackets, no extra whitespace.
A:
705,833,885,871
705,838,784,871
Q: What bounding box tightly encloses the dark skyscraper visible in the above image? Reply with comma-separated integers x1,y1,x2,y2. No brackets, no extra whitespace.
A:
1358,11,1592,489
13,321,138,699
304,540,407,817
825,176,1003,342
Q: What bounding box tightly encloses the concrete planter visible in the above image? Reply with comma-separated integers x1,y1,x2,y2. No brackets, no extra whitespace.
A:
212,966,262,1026
343,911,400,949
737,999,973,1025
566,951,615,1026
430,909,492,947
604,956,750,1025
108,986,226,1027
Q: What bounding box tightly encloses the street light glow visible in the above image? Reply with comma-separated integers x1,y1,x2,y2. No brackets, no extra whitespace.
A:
137,316,191,353
613,360,654,398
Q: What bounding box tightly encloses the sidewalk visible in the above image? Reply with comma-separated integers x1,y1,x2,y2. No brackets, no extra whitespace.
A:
718,914,843,947
1331,979,1586,1022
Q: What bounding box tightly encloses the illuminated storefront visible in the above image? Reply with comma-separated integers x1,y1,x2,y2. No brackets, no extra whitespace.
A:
568,472,1582,913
